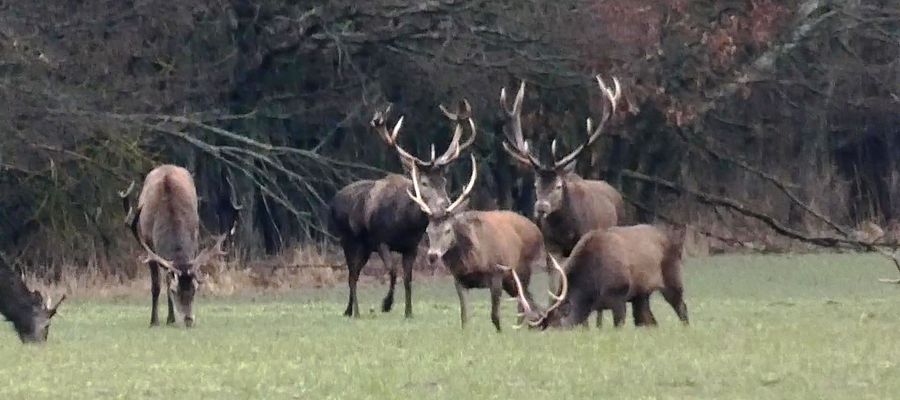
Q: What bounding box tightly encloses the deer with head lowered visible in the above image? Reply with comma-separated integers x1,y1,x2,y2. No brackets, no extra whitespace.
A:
0,253,66,343
509,224,689,329
500,75,625,258
329,101,476,318
407,156,560,332
119,165,240,327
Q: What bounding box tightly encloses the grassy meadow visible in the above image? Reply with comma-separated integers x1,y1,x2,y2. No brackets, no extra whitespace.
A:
2,253,900,399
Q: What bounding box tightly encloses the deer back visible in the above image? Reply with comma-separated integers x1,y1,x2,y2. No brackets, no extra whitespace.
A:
137,165,200,267
450,211,544,274
364,174,428,250
565,176,619,231
606,225,669,291
582,178,625,222
330,179,377,237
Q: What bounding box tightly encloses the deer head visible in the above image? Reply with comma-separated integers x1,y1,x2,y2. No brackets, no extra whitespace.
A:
407,154,478,265
501,75,622,219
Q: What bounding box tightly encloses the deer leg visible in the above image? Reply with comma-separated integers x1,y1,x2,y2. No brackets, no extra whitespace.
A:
343,242,369,318
401,251,415,318
632,294,657,327
595,310,603,328
661,286,689,325
455,280,468,328
378,245,396,313
149,262,161,327
165,284,176,326
611,302,627,328
489,274,503,332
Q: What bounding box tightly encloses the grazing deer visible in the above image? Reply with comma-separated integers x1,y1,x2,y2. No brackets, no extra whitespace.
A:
500,76,625,257
119,165,239,328
510,225,689,329
0,254,66,343
407,156,554,332
330,102,476,318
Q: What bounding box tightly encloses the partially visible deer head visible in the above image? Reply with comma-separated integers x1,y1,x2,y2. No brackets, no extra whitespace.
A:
372,101,477,214
0,254,67,343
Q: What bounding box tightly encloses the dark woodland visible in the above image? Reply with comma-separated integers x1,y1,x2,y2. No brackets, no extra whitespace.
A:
1,1,898,276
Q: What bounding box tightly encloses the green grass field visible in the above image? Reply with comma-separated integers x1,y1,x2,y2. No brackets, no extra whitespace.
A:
2,253,900,399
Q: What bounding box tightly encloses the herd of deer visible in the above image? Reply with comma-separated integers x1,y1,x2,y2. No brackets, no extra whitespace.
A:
331,74,689,332
0,74,688,343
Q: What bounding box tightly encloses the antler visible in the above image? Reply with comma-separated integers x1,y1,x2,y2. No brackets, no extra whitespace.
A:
46,294,67,318
371,106,417,166
188,231,231,275
501,254,569,328
119,180,136,224
433,99,477,168
138,239,176,272
224,172,244,212
446,154,477,213
500,81,546,169
406,163,434,215
497,264,542,328
372,101,477,170
551,74,622,169
543,254,569,315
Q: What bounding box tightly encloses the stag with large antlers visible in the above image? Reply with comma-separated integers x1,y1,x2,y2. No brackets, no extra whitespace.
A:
0,253,66,343
500,76,626,258
119,165,239,328
407,156,549,332
509,225,689,329
330,102,477,318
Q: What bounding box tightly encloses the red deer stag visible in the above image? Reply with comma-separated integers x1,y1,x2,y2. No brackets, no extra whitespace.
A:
407,156,553,332
119,165,239,328
330,102,476,318
0,253,66,343
500,76,625,258
510,225,689,329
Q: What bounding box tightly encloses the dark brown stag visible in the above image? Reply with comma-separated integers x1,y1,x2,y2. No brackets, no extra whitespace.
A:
119,165,239,327
330,102,476,318
500,75,625,257
511,225,689,329
0,253,66,343
407,156,554,332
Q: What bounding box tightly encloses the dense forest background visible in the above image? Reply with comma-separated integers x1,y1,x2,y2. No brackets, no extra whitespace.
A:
1,0,898,276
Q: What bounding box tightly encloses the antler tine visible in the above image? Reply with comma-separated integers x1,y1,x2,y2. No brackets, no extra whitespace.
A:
446,154,478,213
119,180,136,223
497,264,533,315
49,294,67,311
138,239,176,272
225,173,244,211
500,81,548,170
371,109,432,167
543,254,568,315
434,99,477,168
405,163,434,215
118,180,135,199
47,294,67,318
187,228,234,276
552,74,623,169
